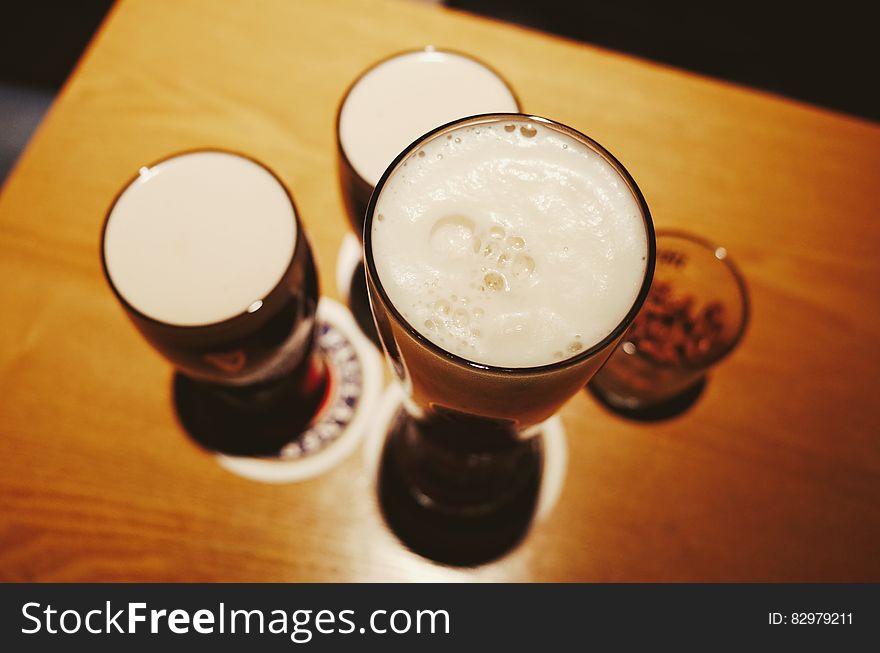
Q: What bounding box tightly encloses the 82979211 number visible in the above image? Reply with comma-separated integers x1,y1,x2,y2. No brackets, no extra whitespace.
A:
768,612,852,625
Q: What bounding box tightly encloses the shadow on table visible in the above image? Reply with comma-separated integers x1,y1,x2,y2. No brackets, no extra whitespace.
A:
377,410,542,567
345,263,382,350
172,371,326,457
586,377,707,422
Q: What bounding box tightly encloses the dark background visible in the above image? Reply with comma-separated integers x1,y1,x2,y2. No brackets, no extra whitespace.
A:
0,0,876,184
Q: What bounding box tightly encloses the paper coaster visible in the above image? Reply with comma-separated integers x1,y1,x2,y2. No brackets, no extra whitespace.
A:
363,384,568,522
217,298,383,483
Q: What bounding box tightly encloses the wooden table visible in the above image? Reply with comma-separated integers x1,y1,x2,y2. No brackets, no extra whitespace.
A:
1,0,878,582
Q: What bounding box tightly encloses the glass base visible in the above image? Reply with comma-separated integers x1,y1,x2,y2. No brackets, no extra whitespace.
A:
377,408,543,566
587,375,707,422
173,356,329,457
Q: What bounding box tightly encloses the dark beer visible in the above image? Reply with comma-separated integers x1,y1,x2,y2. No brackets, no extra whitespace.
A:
101,150,327,454
336,48,520,237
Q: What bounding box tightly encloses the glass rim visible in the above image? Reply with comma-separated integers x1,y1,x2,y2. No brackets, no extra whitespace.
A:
363,112,657,376
99,148,303,331
334,46,523,197
629,228,750,370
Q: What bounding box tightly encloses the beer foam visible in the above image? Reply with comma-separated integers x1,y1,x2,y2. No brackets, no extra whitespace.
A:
339,49,519,186
370,118,648,368
104,151,297,326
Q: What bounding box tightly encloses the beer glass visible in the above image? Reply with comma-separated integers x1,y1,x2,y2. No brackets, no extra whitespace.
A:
589,230,749,412
101,150,327,456
336,47,521,239
364,114,656,516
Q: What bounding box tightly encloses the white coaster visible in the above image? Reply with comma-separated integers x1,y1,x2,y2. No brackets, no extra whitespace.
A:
217,298,384,483
363,383,568,522
335,233,362,302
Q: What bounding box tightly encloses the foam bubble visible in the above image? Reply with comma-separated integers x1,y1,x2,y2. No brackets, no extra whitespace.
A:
430,215,477,258
434,299,451,316
484,271,507,291
512,254,535,279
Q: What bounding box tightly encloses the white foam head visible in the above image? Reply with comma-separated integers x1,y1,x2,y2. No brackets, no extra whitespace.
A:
339,48,519,187
370,116,649,368
104,151,297,326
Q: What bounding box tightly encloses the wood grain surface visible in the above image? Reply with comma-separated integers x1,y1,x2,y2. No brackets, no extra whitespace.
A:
0,0,878,581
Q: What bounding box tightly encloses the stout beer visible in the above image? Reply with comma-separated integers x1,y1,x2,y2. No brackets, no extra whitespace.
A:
337,48,520,237
102,151,326,454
